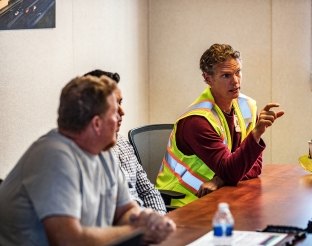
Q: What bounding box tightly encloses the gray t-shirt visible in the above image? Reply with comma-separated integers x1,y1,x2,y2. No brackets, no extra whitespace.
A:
0,129,131,246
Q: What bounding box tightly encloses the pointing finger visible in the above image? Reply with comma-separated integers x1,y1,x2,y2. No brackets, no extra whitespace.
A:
276,111,285,119
263,103,280,111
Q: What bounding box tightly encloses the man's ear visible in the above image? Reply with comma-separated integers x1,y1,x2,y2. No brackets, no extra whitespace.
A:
203,72,212,85
91,115,102,136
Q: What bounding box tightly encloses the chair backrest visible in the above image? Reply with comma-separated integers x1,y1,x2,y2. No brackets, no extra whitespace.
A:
128,124,173,184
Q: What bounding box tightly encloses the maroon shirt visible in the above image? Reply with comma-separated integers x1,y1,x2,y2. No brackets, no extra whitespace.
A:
176,111,264,185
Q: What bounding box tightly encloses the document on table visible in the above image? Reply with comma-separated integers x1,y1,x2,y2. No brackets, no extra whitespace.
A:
187,230,288,246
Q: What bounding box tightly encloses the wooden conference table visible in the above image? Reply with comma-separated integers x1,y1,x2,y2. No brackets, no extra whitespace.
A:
157,164,312,246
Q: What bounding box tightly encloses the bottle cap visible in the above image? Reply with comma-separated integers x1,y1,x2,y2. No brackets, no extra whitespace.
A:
218,202,229,210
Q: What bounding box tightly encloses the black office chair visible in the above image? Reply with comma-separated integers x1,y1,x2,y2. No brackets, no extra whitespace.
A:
128,123,185,211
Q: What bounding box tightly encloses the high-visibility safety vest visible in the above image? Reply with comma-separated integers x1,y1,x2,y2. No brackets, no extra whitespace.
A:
156,87,257,207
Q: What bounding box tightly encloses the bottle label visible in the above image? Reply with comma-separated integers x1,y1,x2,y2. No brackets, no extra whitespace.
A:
213,225,233,237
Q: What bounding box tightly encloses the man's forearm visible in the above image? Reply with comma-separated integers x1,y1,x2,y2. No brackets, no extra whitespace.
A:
114,201,142,226
80,224,139,245
43,216,138,246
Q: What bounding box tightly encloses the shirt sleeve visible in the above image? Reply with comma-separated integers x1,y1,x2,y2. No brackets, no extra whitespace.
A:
23,146,82,220
135,160,167,215
176,116,265,185
114,135,167,214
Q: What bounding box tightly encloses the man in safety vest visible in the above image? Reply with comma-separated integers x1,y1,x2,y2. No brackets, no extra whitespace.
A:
156,43,284,207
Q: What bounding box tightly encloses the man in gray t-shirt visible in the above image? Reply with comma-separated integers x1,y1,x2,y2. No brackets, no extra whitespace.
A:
0,130,130,246
0,75,175,246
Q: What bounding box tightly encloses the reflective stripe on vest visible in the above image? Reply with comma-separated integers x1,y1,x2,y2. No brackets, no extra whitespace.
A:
189,101,213,111
164,152,204,192
237,97,252,128
190,97,252,133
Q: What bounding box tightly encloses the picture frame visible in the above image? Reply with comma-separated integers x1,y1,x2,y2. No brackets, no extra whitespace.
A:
0,0,55,30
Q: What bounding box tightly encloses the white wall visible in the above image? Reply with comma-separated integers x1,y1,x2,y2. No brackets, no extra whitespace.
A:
1,0,311,178
271,0,312,164
0,0,149,178
149,0,312,164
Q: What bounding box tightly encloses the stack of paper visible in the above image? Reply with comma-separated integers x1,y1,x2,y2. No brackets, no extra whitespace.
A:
187,230,287,246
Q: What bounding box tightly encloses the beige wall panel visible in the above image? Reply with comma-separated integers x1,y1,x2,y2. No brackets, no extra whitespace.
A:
1,0,310,179
149,0,273,162
271,0,312,164
0,0,149,178
72,0,149,135
0,1,75,178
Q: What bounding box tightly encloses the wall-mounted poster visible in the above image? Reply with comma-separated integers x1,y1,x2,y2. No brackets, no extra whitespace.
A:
0,0,55,30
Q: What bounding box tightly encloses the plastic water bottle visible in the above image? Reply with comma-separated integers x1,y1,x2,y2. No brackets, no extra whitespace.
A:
212,202,234,246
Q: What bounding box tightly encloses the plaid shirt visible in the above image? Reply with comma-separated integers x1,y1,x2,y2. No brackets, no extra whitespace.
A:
111,134,167,215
